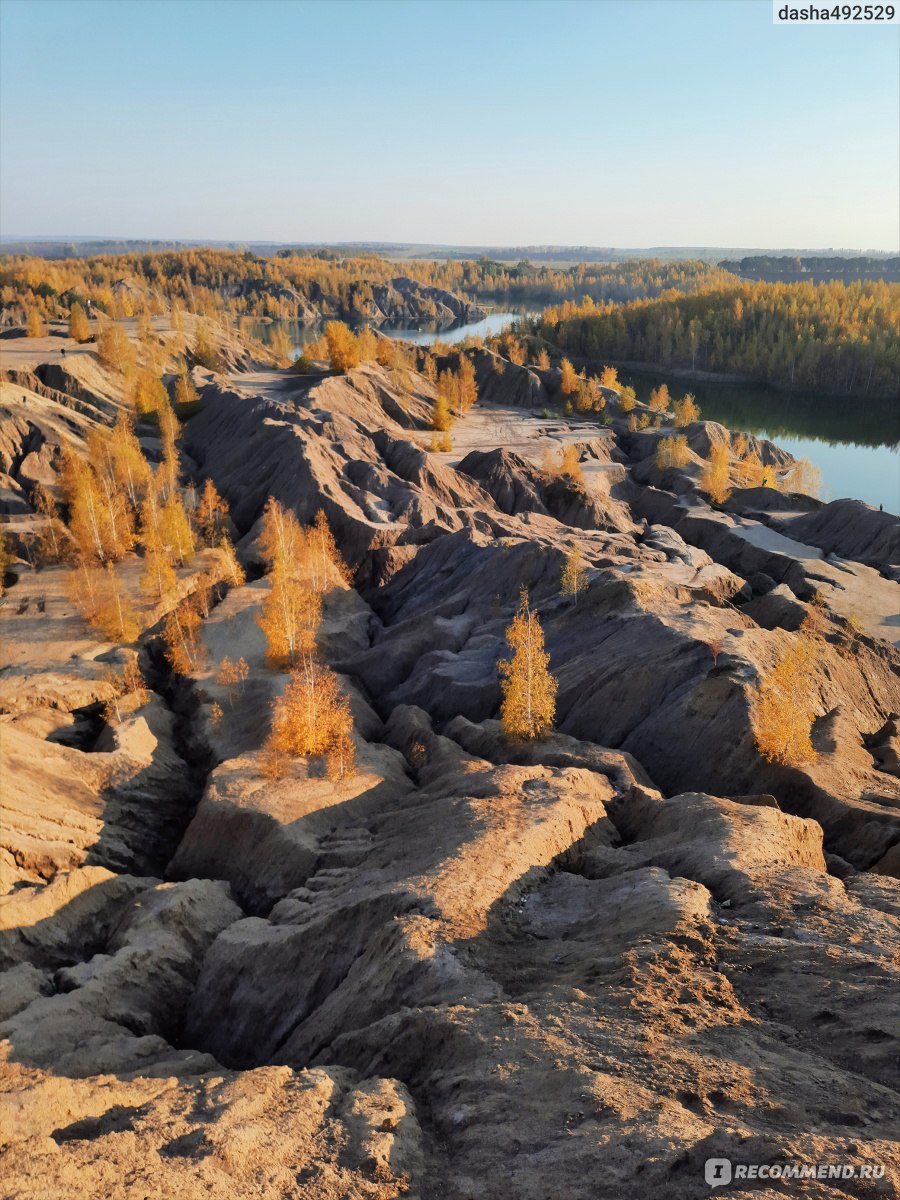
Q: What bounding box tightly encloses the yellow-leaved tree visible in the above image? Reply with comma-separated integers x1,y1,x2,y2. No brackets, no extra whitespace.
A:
308,508,349,591
256,497,320,668
94,562,140,642
649,383,671,413
62,447,133,563
258,571,321,668
97,321,136,374
559,443,584,489
433,371,455,433
211,537,245,589
324,321,360,373
454,355,477,414
262,652,355,780
699,442,732,505
68,303,91,343
32,484,70,564
109,414,151,509
159,492,195,565
163,600,204,675
192,323,224,371
499,589,557,742
139,494,179,604
673,393,701,427
735,450,766,489
783,457,821,498
752,636,817,766
356,326,378,362
195,478,229,547
26,308,46,338
561,546,587,604
618,386,637,413
258,496,304,574
174,370,200,409
131,369,168,416
156,396,182,502
560,358,579,397
68,561,140,642
655,434,690,471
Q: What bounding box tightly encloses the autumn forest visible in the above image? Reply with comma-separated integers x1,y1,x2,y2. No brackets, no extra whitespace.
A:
3,248,898,399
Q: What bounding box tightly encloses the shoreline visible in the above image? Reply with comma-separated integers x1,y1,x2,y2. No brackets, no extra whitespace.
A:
593,358,898,403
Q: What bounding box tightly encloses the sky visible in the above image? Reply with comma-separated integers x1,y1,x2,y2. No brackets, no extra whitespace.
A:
1,0,897,249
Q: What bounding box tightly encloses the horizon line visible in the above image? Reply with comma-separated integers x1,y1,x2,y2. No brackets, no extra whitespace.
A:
1,236,898,256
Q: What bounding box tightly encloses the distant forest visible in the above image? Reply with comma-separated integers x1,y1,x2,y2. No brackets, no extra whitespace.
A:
3,249,897,399
0,248,736,324
538,281,900,398
719,256,900,284
5,239,895,267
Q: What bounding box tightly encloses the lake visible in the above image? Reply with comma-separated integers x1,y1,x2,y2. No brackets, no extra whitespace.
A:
619,369,900,515
379,310,537,346
247,309,532,356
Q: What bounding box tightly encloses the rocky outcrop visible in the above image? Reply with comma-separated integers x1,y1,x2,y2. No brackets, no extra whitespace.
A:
369,276,486,328
472,349,549,408
774,498,900,570
184,365,497,571
220,273,484,330
173,710,900,1197
457,445,636,533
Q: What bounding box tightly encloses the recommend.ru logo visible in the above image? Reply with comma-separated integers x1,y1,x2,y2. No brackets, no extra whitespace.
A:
705,1159,732,1188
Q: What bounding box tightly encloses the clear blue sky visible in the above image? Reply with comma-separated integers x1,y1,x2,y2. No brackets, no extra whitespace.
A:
1,0,897,248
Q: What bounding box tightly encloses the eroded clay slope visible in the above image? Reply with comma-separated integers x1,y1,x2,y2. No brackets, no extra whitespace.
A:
1,346,898,1198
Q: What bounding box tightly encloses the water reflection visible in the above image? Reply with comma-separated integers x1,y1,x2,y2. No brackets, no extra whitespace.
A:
380,310,537,345
621,370,899,513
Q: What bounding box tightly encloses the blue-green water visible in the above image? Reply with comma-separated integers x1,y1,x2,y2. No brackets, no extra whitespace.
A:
380,310,536,345
620,370,900,515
